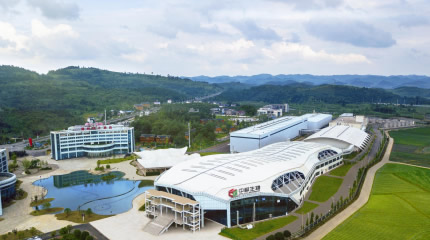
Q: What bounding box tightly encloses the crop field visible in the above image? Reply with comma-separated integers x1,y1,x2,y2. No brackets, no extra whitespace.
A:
390,127,430,167
323,164,430,240
308,176,343,202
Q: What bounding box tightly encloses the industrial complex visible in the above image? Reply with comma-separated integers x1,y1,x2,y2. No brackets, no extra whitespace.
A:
50,118,135,160
144,141,346,233
229,113,332,153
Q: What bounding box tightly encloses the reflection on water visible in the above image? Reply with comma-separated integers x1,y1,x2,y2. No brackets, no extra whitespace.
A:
33,170,152,215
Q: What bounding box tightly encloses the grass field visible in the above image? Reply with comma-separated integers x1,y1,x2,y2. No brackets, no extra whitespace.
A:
55,210,112,223
29,198,54,207
295,201,319,214
199,152,227,156
330,163,354,177
30,207,64,216
390,127,430,167
323,164,430,240
219,215,297,240
308,176,343,202
99,155,135,164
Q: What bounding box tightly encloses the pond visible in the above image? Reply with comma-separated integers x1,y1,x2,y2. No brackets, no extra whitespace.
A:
33,170,152,215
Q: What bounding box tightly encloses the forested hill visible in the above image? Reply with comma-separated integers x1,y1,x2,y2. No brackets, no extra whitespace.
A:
0,65,221,139
214,84,430,105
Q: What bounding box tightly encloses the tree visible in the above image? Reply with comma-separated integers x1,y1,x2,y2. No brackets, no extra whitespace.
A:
74,229,82,239
283,230,291,238
86,208,93,217
64,208,72,217
106,164,110,169
42,202,51,210
310,212,314,224
274,232,284,240
85,236,94,240
51,230,56,238
80,231,89,240
266,235,275,240
22,159,31,171
30,227,37,236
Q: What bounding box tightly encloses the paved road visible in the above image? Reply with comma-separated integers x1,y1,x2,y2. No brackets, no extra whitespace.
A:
195,141,230,153
304,134,393,240
39,224,109,240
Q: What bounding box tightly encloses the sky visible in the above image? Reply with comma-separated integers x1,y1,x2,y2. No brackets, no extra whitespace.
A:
0,0,429,76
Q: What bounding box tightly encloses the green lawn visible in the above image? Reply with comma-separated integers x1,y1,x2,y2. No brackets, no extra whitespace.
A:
219,215,297,240
138,180,154,188
56,210,112,223
199,152,227,156
99,155,135,164
295,201,319,214
308,176,343,202
30,198,54,207
330,163,354,177
324,164,430,240
30,207,64,216
390,127,430,168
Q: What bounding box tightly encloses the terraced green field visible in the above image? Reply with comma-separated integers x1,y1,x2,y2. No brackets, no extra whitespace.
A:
323,164,430,240
390,127,430,167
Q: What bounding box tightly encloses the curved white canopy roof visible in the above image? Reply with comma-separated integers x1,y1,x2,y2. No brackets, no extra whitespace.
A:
155,141,340,200
304,125,370,150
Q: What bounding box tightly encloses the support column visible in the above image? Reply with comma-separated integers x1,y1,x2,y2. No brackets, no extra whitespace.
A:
227,204,231,228
201,207,205,228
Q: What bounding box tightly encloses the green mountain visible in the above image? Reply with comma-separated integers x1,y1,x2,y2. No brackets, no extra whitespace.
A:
214,84,430,105
0,65,221,140
390,87,430,99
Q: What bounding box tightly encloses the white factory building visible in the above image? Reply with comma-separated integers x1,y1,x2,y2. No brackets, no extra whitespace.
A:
144,141,345,233
50,119,135,160
304,125,371,152
229,113,332,153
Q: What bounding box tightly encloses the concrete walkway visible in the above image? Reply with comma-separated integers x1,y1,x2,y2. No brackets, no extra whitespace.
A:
303,136,393,240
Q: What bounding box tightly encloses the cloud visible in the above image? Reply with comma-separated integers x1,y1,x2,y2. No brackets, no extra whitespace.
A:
273,0,344,10
27,0,80,20
396,15,429,28
186,38,255,53
232,20,281,41
0,21,28,50
306,19,396,48
262,42,370,64
0,0,20,11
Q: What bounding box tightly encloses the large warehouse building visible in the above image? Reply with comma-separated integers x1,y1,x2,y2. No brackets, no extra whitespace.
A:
229,113,332,153
50,119,135,160
144,141,344,233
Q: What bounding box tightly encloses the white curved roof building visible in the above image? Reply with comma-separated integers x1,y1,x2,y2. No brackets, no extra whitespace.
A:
146,141,345,229
304,125,370,151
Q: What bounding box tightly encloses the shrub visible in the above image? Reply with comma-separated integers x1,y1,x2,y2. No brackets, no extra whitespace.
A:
266,235,275,240
283,230,291,238
86,208,93,217
106,164,110,169
80,231,89,240
74,229,82,239
42,202,51,210
275,232,285,240
146,171,161,176
51,230,56,238
85,236,94,240
64,208,71,217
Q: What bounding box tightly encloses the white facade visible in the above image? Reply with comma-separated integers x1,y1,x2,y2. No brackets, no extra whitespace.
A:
50,122,135,160
154,141,345,227
230,113,333,153
304,125,371,151
0,149,8,173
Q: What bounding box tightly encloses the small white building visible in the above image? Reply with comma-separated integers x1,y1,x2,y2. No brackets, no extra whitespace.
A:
167,99,172,104
330,113,368,131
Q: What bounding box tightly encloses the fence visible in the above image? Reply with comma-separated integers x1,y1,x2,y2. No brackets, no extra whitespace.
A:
283,131,389,240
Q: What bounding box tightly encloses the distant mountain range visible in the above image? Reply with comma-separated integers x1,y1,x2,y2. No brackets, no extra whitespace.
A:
187,74,430,89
